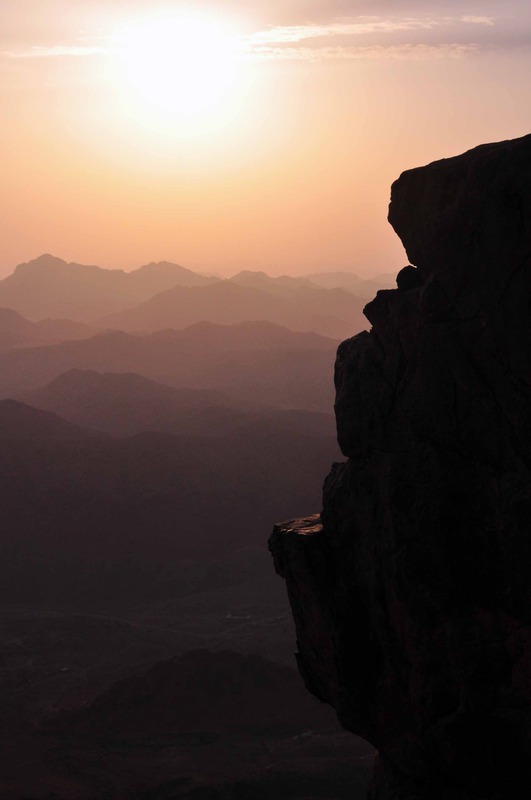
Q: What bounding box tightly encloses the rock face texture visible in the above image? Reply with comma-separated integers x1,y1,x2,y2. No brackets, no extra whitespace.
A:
270,134,531,799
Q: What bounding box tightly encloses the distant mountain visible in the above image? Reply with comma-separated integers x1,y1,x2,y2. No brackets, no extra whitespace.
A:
162,319,334,351
305,270,395,298
0,321,339,412
229,270,319,297
70,650,333,735
0,254,218,322
0,396,339,602
129,260,218,291
101,279,367,338
17,369,334,438
0,399,101,439
17,370,258,436
0,307,93,348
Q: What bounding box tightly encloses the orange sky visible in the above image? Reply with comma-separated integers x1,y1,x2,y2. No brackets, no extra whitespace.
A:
2,1,531,277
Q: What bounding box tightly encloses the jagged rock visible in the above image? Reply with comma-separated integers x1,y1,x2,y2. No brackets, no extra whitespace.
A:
269,133,531,799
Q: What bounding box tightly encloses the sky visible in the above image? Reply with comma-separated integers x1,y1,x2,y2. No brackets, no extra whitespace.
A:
1,0,531,277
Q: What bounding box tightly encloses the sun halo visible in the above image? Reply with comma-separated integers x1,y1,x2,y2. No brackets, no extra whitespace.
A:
113,12,243,119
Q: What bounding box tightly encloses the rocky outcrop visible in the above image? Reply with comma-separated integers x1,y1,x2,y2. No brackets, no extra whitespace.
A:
270,134,531,799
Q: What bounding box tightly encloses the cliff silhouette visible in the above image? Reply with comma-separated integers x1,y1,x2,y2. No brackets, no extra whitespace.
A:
270,133,531,799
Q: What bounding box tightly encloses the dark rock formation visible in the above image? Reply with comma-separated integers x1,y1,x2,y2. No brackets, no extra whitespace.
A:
395,264,423,292
270,133,531,799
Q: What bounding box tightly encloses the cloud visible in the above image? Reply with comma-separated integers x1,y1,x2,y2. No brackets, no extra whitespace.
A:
245,17,441,45
4,44,105,58
248,43,480,62
3,7,528,67
239,14,499,60
460,15,495,26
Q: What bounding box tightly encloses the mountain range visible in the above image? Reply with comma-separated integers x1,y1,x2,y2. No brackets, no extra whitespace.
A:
0,250,378,799
0,321,339,411
0,395,339,603
100,278,367,338
0,307,93,348
17,369,334,438
0,254,217,322
0,254,390,338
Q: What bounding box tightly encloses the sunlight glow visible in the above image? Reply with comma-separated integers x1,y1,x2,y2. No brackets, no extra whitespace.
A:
113,11,242,118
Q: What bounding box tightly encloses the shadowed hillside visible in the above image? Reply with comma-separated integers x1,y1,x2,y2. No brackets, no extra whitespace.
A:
0,394,339,604
0,399,102,439
67,650,336,735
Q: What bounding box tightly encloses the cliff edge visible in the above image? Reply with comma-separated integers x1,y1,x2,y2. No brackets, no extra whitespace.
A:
270,133,531,799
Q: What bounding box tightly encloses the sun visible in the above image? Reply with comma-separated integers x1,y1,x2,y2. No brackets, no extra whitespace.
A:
113,11,241,118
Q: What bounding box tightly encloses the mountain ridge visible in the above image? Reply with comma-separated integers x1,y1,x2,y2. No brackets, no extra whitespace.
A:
0,320,339,411
0,254,218,321
100,278,367,339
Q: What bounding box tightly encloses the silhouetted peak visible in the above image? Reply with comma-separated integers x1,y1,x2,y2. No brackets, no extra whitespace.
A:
230,269,270,281
1,255,220,323
137,260,192,275
14,254,68,273
31,253,66,265
133,260,219,287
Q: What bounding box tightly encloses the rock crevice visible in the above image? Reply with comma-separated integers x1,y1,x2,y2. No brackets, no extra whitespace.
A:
270,134,531,799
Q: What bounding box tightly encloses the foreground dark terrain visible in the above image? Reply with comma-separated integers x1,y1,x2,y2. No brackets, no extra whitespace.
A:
0,593,373,799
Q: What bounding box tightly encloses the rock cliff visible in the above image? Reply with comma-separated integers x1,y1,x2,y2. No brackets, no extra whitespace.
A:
270,133,531,799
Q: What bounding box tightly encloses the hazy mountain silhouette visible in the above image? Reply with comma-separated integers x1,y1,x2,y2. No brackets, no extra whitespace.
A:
0,395,339,603
0,399,103,439
229,270,320,296
0,261,372,800
0,254,218,322
305,270,395,297
100,279,367,338
17,369,334,438
17,370,258,437
0,321,338,411
10,640,372,800
170,319,335,351
69,649,334,735
0,255,374,336
0,307,94,348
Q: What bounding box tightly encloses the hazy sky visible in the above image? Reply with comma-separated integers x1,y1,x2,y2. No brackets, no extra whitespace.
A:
2,0,531,277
